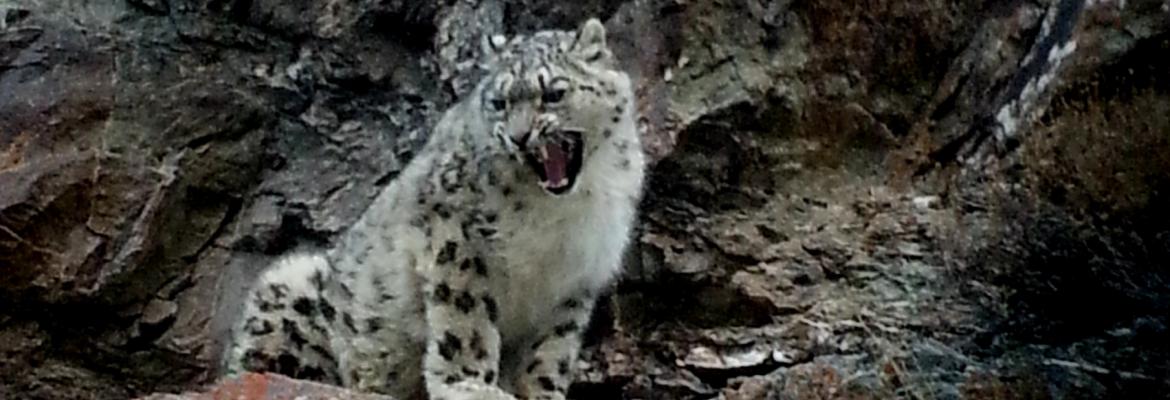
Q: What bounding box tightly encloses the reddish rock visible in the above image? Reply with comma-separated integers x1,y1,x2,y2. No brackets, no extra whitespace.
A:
137,373,395,400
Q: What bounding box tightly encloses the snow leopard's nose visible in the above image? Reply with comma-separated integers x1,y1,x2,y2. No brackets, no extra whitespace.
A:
510,113,558,151
519,114,559,146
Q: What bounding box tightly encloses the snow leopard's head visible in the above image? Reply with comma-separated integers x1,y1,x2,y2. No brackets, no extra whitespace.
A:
477,18,634,196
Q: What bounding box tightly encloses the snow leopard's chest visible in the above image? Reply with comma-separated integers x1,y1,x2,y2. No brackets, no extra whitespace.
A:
482,186,636,343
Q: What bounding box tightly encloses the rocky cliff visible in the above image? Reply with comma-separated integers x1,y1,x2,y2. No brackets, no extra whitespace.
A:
2,0,1168,399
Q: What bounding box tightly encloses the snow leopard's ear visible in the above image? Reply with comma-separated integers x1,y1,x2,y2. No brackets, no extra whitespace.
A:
571,18,608,63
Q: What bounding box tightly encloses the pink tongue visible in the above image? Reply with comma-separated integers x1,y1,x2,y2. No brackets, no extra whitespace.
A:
542,143,568,185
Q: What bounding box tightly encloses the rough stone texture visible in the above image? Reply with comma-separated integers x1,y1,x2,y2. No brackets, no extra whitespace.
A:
2,0,1169,399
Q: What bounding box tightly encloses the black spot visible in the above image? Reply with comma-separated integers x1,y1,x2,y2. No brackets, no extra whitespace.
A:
282,319,308,349
439,331,463,360
538,376,557,392
455,291,477,314
386,370,399,383
482,295,499,322
319,301,337,322
308,319,329,334
269,283,290,299
246,317,274,335
343,313,357,332
561,298,582,309
472,258,488,277
434,282,452,303
366,317,384,333
256,299,283,312
614,104,624,114
558,358,571,375
310,269,326,291
617,158,631,170
460,220,475,240
484,213,498,223
292,297,316,316
433,203,453,219
459,259,472,272
478,227,498,238
309,344,337,363
470,330,488,360
339,283,355,299
487,170,499,186
611,116,620,123
276,353,302,377
484,370,496,384
461,366,479,378
502,186,513,196
513,201,526,212
380,293,396,302
437,241,458,264
530,337,546,350
445,375,459,384
242,349,275,372
527,360,542,374
300,365,328,380
554,321,579,337
603,129,612,138
442,173,460,193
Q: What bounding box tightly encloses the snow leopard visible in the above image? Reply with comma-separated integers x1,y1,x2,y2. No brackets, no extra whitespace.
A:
224,18,644,400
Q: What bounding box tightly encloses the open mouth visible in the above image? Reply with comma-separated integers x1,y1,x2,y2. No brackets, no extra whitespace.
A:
524,131,584,195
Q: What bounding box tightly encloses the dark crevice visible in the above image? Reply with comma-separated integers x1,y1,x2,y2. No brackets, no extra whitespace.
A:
265,208,334,256
365,7,437,53
182,195,243,264
3,7,32,25
928,72,969,122
618,279,777,331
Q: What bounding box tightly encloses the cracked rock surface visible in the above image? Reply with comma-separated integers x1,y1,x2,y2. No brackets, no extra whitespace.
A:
2,0,1168,399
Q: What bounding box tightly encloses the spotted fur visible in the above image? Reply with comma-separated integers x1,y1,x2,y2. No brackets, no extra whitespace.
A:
224,18,643,400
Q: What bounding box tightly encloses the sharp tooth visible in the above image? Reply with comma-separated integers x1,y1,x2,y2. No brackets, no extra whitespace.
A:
539,145,548,161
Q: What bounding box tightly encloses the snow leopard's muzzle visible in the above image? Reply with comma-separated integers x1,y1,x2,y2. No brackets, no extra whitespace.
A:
506,114,584,196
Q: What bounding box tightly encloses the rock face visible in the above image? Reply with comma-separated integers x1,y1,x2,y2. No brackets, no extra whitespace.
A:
2,0,1168,399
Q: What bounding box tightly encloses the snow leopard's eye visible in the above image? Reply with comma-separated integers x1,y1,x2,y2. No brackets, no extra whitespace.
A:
542,77,571,105
542,89,565,104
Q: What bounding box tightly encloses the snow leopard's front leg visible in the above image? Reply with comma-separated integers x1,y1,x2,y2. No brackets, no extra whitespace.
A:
421,237,516,400
514,294,596,400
